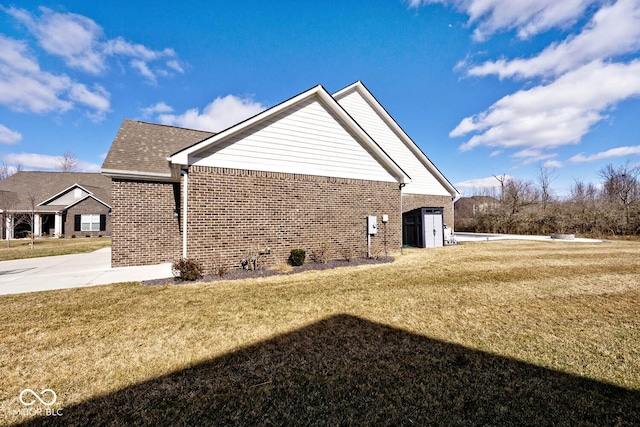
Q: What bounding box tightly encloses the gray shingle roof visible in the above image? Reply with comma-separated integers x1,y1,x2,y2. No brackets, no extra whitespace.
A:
101,119,214,177
0,172,111,212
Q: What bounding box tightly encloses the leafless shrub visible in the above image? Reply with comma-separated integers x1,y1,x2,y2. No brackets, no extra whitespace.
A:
211,254,228,277
310,243,330,263
339,246,354,262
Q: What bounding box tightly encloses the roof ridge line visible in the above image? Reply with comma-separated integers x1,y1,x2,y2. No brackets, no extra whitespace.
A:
127,119,216,134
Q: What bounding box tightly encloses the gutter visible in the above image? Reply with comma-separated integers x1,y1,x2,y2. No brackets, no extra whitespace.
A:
181,170,188,258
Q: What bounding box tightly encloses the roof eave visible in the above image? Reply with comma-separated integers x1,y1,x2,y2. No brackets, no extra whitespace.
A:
64,194,112,210
169,84,409,184
101,168,178,182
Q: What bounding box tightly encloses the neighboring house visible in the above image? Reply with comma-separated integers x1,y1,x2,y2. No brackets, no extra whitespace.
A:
454,196,501,231
0,172,111,239
455,196,501,217
102,82,459,270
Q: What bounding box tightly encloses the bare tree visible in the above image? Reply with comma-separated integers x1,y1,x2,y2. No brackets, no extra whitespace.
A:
13,195,37,249
598,162,640,230
493,174,507,203
458,162,640,237
58,150,79,172
537,162,558,212
0,162,10,180
503,178,539,216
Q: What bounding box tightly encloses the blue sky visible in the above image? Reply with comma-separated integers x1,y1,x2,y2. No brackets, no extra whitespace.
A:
1,0,639,196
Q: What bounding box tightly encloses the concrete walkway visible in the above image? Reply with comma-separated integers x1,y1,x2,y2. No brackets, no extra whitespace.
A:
454,232,603,243
0,248,172,296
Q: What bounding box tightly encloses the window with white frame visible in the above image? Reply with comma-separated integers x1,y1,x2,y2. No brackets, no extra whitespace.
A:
81,214,100,231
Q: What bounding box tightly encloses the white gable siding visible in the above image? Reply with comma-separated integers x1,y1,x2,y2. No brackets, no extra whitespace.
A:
335,90,451,196
42,187,89,206
192,97,397,182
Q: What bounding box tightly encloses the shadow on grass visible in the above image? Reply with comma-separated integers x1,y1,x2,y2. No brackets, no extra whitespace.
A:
17,315,640,426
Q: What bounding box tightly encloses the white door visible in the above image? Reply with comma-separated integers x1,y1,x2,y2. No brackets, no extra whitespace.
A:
423,211,443,247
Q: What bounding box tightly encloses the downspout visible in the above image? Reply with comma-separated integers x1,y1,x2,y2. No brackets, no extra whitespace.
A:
181,169,188,259
399,183,406,254
452,194,461,232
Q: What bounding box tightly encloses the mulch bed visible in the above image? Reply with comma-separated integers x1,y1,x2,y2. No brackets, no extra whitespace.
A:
142,256,394,286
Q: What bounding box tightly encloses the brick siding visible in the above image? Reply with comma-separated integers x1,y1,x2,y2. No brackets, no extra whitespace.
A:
402,194,455,228
111,179,182,267
186,166,402,273
64,197,111,237
110,169,429,271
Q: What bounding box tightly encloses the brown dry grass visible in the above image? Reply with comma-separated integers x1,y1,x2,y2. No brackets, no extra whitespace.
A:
0,238,110,261
1,240,639,425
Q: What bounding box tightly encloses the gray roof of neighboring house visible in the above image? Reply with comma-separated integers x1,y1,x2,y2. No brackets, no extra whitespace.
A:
101,119,214,178
0,171,111,212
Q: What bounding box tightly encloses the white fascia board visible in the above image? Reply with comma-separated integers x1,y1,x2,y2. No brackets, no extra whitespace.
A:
64,194,112,210
169,84,408,184
334,82,459,197
101,168,176,182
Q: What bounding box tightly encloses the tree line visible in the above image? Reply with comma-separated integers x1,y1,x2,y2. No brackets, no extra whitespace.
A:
456,162,640,237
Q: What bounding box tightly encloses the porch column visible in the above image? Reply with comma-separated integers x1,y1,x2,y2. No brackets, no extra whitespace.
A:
34,214,41,237
5,214,12,240
54,213,63,237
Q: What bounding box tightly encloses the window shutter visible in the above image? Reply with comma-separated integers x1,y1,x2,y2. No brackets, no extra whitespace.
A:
74,215,81,232
100,214,106,231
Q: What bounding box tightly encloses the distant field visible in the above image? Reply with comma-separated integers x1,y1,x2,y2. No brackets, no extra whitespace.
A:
1,240,638,425
0,237,110,261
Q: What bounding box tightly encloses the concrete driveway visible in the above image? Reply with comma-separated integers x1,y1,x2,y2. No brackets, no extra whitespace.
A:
455,232,603,243
0,248,172,296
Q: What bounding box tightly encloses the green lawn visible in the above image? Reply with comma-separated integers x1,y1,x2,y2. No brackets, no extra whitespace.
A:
0,237,110,261
1,240,639,425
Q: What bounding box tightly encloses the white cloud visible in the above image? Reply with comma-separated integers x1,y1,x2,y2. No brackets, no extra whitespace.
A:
129,59,156,82
412,1,640,170
0,35,110,116
467,0,640,79
454,175,512,195
406,0,602,41
104,37,170,61
568,145,640,162
512,149,557,166
0,124,22,144
142,102,174,118
69,83,110,117
543,160,563,168
157,95,266,132
6,6,105,74
166,60,184,74
4,6,182,81
0,33,40,73
452,60,640,152
3,152,101,172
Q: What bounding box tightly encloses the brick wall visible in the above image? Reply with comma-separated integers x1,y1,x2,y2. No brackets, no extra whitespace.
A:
402,193,455,228
65,197,111,237
111,179,182,267
187,166,402,273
